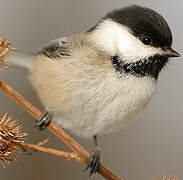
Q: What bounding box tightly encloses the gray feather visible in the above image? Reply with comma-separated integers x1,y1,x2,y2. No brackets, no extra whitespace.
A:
5,50,36,71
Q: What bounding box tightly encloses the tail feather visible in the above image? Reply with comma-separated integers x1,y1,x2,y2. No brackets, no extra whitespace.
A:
5,50,36,71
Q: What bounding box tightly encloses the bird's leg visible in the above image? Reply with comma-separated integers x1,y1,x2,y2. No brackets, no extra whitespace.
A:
36,110,54,130
85,135,101,176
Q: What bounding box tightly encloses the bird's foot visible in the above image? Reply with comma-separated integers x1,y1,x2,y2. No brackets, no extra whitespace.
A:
85,147,101,177
36,111,54,130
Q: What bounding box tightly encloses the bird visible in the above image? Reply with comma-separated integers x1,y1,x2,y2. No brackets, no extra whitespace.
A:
5,5,180,176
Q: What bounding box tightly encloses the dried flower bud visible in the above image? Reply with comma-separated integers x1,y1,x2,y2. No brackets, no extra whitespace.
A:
0,38,12,71
153,175,179,180
0,113,27,167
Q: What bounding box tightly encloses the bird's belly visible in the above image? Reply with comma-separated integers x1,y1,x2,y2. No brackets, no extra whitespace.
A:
30,57,157,138
52,78,156,138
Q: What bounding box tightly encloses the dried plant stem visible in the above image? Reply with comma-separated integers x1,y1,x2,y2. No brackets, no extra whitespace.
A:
0,78,122,180
19,142,83,163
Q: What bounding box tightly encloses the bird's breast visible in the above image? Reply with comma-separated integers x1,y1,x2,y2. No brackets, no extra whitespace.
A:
30,55,157,138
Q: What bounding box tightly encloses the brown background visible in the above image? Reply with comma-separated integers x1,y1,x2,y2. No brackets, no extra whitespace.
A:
0,0,182,180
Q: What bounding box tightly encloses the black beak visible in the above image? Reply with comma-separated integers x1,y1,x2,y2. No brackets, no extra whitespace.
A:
163,48,180,57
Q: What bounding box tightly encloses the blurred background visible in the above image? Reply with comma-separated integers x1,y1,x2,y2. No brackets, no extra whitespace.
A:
0,0,182,180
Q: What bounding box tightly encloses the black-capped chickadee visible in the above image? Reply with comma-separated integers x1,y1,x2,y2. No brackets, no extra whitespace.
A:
6,5,180,176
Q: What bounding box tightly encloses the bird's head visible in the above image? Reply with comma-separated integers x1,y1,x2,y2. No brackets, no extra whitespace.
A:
88,5,180,79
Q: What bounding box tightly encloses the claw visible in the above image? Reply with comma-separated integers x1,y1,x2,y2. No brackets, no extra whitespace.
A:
85,147,100,177
36,111,54,130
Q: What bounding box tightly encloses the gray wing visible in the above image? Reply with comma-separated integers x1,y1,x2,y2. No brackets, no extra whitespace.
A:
38,37,71,59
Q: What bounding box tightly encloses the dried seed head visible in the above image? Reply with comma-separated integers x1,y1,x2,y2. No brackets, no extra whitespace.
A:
0,113,27,167
153,175,179,180
0,38,12,71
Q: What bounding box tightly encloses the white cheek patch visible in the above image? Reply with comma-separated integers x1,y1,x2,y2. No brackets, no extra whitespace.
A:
89,19,163,63
89,19,122,56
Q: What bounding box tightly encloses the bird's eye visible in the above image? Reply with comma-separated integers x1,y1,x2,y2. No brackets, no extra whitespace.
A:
140,36,152,45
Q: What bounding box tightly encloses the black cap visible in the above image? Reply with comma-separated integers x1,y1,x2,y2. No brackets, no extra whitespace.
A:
104,5,173,48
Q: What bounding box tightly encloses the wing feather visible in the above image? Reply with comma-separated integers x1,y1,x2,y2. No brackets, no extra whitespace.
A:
39,37,70,59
